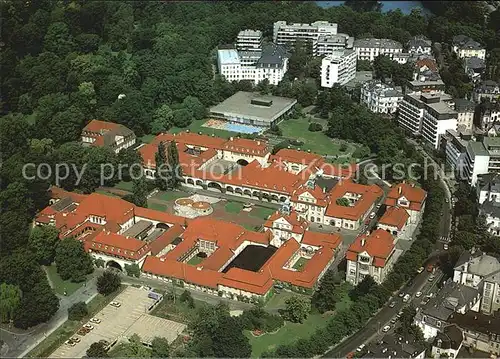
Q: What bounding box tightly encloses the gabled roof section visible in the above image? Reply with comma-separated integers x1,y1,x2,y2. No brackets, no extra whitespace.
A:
326,180,383,220
379,206,410,230
264,210,309,234
346,229,395,267
385,183,427,211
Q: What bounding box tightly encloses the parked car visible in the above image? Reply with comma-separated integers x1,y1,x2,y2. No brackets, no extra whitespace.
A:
415,291,423,298
382,325,391,333
389,301,396,308
428,275,435,282
83,323,94,330
90,317,101,324
398,292,405,298
356,344,366,352
77,328,88,336
403,294,411,303
444,244,449,250
71,337,81,343
390,318,397,324
65,340,76,346
369,212,376,219
110,301,121,308
417,266,425,273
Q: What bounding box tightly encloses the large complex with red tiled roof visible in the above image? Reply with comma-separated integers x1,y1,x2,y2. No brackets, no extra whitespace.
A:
345,229,400,285
385,183,427,224
35,187,342,301
81,120,136,153
139,132,378,229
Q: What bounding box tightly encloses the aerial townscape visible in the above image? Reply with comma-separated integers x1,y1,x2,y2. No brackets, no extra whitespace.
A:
2,1,500,359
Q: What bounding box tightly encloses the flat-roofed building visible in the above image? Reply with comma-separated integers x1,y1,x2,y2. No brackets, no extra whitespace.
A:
354,38,404,62
236,29,263,52
398,93,457,148
217,49,242,82
209,91,297,128
442,129,474,172
273,20,338,47
313,33,354,57
320,49,357,87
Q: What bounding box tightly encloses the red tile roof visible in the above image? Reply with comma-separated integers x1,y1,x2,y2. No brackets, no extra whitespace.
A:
222,137,269,156
134,206,187,226
302,231,342,249
271,148,322,164
326,180,383,221
83,120,122,133
86,230,150,260
76,193,135,225
385,183,427,211
149,224,185,256
378,206,409,230
346,229,395,267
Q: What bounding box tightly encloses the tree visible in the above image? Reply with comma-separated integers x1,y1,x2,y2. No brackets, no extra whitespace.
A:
155,141,168,191
151,337,170,357
311,270,339,313
308,123,323,132
349,276,377,301
117,147,143,182
0,283,21,323
151,104,173,134
357,60,372,71
124,263,141,278
180,290,195,308
97,270,121,296
172,108,193,128
68,301,88,321
121,334,151,357
87,341,109,358
167,140,182,188
182,96,206,121
130,177,149,208
345,0,382,12
336,198,351,207
55,237,94,282
29,226,60,265
282,296,310,323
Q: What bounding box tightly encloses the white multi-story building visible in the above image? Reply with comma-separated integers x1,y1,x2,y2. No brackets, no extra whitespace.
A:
273,20,338,47
217,44,289,86
442,129,474,172
313,33,354,57
353,38,404,62
320,49,357,87
360,80,403,114
345,229,400,285
406,35,432,55
453,250,500,314
236,29,263,52
452,35,486,60
398,93,458,149
464,137,500,186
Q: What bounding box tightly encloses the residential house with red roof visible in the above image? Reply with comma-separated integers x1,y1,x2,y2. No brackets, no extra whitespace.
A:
377,206,410,238
345,229,400,285
385,183,427,224
81,120,136,153
264,208,308,246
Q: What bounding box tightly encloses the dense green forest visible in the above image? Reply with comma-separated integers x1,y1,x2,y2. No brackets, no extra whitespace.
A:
0,0,499,352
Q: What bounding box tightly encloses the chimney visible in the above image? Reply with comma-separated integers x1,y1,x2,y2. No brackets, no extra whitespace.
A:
398,186,402,195
230,137,234,141
323,187,326,194
411,183,415,187
257,141,260,145
160,257,165,262
361,238,366,247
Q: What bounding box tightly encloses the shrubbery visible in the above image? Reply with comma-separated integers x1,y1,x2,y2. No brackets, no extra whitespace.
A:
308,122,323,132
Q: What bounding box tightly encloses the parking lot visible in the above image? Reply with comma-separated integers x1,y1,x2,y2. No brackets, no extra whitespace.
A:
50,286,174,358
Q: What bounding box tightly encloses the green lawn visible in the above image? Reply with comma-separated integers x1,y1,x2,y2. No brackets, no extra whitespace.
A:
292,257,310,271
187,255,204,266
157,190,188,201
170,119,239,139
246,313,330,357
148,202,167,212
280,118,357,159
140,134,156,144
45,265,85,296
114,181,134,192
249,206,275,220
150,294,208,323
27,286,126,358
224,201,244,214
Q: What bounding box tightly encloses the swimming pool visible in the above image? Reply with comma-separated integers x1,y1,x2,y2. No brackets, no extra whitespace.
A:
203,119,263,134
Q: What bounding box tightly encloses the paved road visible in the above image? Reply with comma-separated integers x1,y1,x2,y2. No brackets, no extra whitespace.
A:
324,149,453,357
